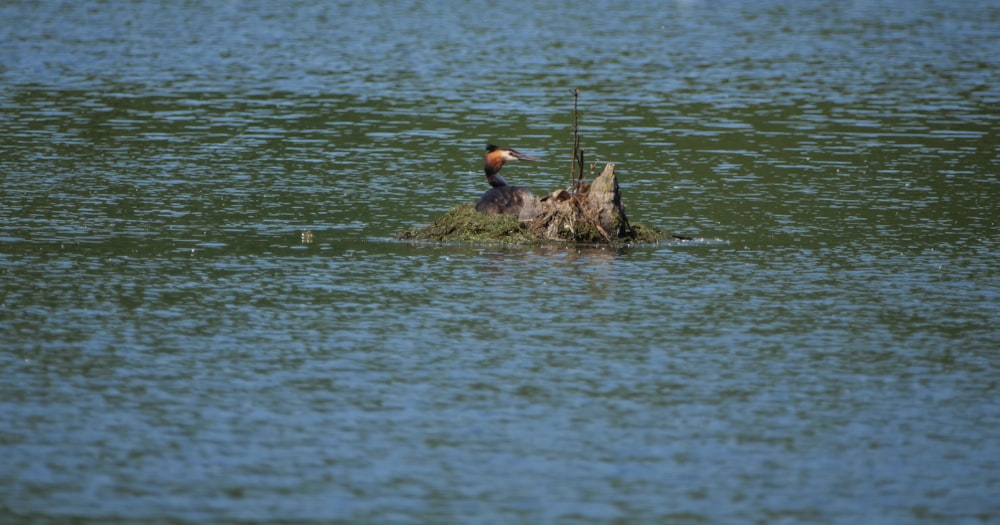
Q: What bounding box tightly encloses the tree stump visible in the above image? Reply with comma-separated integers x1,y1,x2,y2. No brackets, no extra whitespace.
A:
524,162,633,242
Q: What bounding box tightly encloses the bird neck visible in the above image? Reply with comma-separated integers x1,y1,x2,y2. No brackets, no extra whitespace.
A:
485,167,508,187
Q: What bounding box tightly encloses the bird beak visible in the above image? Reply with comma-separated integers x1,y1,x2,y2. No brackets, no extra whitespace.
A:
510,149,538,162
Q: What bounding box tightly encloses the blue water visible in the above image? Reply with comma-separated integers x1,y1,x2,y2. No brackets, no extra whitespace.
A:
2,0,999,523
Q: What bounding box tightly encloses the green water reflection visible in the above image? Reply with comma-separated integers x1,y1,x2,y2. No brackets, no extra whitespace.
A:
2,0,998,523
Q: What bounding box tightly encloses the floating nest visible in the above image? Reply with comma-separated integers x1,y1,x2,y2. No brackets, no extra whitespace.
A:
398,163,687,245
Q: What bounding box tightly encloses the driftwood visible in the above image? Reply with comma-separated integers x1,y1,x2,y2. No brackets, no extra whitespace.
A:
523,162,631,243
398,163,684,244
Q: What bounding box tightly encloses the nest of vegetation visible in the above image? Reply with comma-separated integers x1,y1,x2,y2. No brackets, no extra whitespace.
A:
397,163,683,245
398,91,688,246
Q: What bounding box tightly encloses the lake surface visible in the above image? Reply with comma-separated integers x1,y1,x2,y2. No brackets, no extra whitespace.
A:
2,0,999,523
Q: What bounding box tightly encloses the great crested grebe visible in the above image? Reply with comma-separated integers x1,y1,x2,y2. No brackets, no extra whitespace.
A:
475,144,539,216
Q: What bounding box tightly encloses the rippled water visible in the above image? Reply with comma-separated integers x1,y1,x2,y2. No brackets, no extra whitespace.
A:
2,0,999,523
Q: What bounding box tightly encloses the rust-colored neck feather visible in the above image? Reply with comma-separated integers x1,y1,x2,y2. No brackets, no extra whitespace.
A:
484,148,509,187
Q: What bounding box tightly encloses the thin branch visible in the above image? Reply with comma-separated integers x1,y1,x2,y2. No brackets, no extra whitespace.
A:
570,88,580,191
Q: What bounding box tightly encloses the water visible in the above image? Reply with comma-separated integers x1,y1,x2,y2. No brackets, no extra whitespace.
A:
2,0,999,523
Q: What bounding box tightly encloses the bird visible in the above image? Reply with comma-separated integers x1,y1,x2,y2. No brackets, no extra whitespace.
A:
475,144,538,216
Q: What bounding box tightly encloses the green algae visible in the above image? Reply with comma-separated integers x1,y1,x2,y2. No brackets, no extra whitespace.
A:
396,204,537,244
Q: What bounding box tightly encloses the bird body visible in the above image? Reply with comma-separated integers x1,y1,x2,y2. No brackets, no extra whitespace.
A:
475,144,538,216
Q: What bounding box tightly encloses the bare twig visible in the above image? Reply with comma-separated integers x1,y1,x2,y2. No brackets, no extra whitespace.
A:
570,88,580,192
